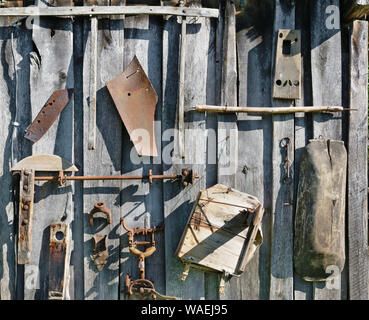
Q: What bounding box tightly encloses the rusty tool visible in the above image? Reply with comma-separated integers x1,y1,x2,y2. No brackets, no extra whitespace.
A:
31,168,199,187
89,202,111,226
122,218,177,300
48,223,71,300
11,155,78,265
281,137,293,206
91,234,109,272
24,89,74,143
107,56,158,157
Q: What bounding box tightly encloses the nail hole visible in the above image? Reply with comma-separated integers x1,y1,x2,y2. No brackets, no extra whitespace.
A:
276,79,282,86
128,93,131,96
55,231,64,241
37,120,41,123
279,33,283,38
282,40,291,55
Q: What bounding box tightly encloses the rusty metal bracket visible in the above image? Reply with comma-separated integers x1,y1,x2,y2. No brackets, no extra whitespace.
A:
91,234,108,271
48,223,71,300
89,202,112,226
273,29,301,100
121,218,176,300
11,155,78,265
107,56,158,157
25,89,74,143
18,169,35,265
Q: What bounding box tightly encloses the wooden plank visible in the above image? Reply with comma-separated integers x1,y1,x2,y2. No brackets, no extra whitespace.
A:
82,14,124,300
235,0,274,300
0,19,30,300
347,20,368,300
0,6,220,18
293,0,313,300
269,0,295,301
26,8,74,300
217,0,239,300
119,14,165,299
310,0,343,300
162,11,210,299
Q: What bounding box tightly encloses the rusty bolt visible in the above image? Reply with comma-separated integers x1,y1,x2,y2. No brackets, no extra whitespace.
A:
24,170,29,176
23,204,29,211
23,219,29,225
23,185,29,191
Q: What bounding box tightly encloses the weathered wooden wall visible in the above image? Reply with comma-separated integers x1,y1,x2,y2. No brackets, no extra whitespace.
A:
0,0,368,300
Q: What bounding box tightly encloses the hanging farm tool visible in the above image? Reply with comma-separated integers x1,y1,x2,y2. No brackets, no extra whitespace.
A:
107,56,159,157
11,154,78,264
24,89,74,143
122,218,178,300
176,184,264,294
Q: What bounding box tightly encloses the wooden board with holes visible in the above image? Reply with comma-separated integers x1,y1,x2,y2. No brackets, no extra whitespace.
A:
176,184,264,276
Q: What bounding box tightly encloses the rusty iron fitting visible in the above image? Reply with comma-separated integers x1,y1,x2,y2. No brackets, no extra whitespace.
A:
89,202,112,227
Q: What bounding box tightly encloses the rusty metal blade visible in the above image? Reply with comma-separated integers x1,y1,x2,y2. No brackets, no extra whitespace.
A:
106,56,158,157
25,89,74,143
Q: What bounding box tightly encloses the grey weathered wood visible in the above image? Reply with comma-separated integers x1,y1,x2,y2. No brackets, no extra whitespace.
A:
217,0,239,300
269,0,295,300
310,0,343,300
82,14,124,300
235,0,274,300
119,14,165,299
0,6,219,18
26,6,74,300
347,20,368,300
163,11,210,299
293,0,313,300
342,0,369,22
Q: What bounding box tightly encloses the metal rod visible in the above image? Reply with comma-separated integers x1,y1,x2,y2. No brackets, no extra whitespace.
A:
34,174,180,181
0,6,219,18
192,105,354,114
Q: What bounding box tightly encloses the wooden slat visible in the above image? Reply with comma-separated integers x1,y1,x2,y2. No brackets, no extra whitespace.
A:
0,6,219,18
26,8,74,300
82,13,124,300
217,0,239,300
119,14,166,299
310,0,344,300
162,11,210,299
293,0,313,300
269,0,295,301
0,18,24,299
347,20,368,300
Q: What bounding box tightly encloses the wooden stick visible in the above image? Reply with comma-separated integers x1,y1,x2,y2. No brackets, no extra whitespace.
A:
87,16,98,150
177,16,186,159
193,105,353,114
0,5,219,18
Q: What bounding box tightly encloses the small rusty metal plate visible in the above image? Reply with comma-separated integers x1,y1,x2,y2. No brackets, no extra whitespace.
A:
273,29,301,100
49,223,70,300
25,89,74,143
107,56,158,157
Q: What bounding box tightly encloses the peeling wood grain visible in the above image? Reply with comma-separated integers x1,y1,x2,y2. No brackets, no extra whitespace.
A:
347,20,368,300
269,0,295,301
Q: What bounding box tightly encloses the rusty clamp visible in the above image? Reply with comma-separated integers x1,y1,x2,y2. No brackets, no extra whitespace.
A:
89,202,112,227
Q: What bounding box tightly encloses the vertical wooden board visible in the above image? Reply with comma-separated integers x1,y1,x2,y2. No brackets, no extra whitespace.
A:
269,0,295,300
72,18,86,300
204,16,219,301
0,20,25,300
347,20,368,300
217,0,240,300
119,15,166,299
83,17,124,300
293,0,313,300
235,0,274,300
162,14,210,300
26,14,74,300
309,0,343,300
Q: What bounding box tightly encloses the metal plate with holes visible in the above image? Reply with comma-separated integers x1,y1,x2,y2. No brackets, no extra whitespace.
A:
18,169,35,265
49,223,70,300
24,89,74,143
273,29,301,100
106,56,158,157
